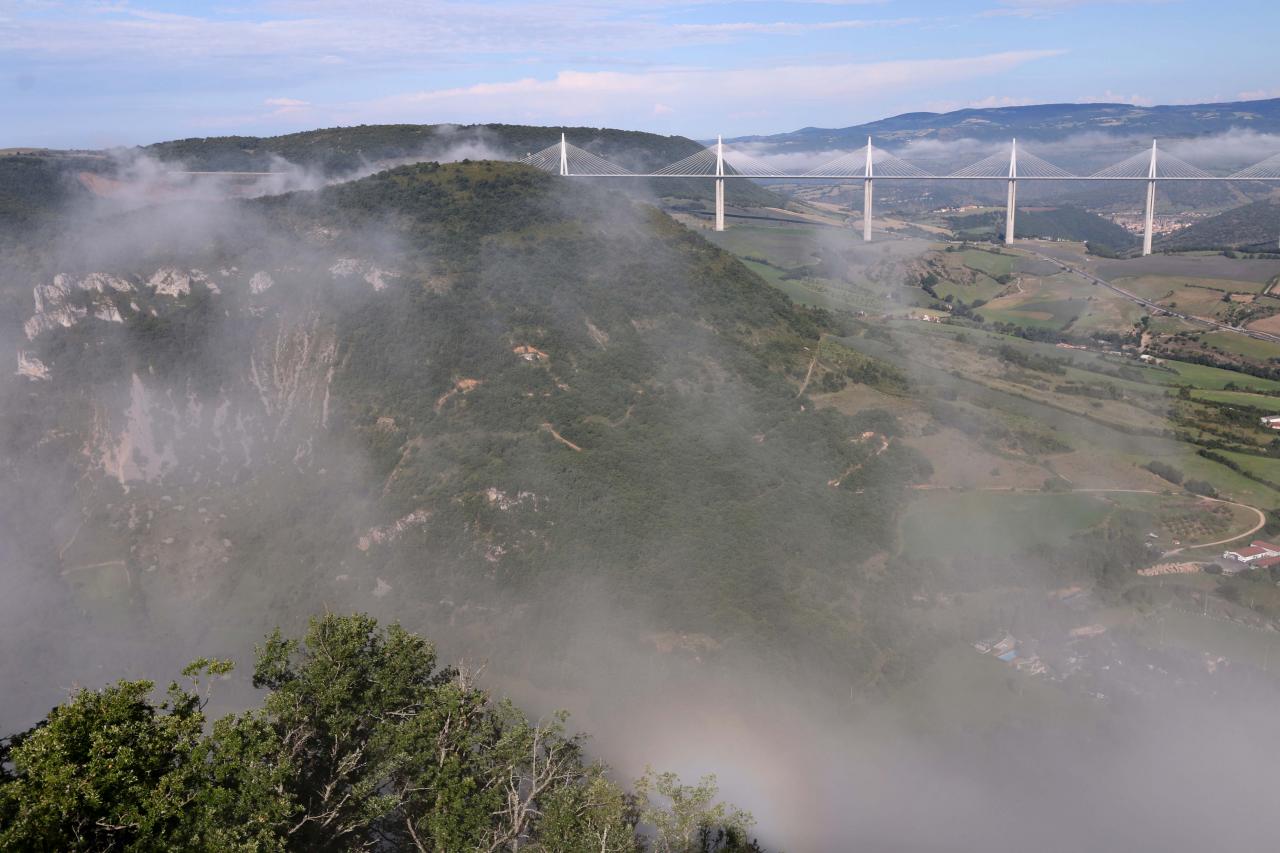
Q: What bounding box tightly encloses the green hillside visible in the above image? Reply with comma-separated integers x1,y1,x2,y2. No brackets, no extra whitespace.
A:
143,123,780,206
1159,198,1280,251
145,124,699,174
0,155,101,230
948,205,1140,251
4,161,930,706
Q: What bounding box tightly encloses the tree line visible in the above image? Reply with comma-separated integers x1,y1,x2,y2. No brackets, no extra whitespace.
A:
1,614,767,853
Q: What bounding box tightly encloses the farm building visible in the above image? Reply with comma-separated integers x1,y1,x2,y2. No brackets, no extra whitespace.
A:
1222,540,1280,567
1261,416,1280,430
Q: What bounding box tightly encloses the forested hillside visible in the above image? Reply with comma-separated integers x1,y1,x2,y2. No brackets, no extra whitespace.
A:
1159,198,1280,251
948,205,1139,251
141,123,779,206
0,160,931,733
0,155,101,230
145,124,698,174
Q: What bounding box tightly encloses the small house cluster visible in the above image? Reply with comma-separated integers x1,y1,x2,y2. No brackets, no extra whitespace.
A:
1260,416,1280,430
1221,540,1280,573
973,632,1048,676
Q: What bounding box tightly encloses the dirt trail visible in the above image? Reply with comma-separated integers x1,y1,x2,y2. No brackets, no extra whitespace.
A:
796,336,824,398
541,423,584,452
57,519,84,561
828,433,890,487
60,559,127,574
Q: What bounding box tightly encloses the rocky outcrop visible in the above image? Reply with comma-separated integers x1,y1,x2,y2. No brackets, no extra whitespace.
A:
24,273,128,340
329,258,399,291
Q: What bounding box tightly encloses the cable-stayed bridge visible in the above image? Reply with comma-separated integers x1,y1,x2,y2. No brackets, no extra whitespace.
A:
523,135,1280,255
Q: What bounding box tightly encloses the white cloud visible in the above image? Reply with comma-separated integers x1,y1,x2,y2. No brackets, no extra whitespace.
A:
348,50,1065,131
964,95,1038,109
0,2,931,67
672,17,920,37
1076,90,1154,106
983,0,1171,18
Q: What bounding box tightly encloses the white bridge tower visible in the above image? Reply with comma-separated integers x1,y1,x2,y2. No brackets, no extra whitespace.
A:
1005,138,1018,245
863,137,874,242
1143,139,1158,256
715,135,725,232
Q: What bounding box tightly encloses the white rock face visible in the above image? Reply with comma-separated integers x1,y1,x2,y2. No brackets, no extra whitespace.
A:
484,487,539,511
329,258,361,277
330,258,398,292
250,272,275,294
148,268,189,296
24,273,127,340
81,273,134,293
358,508,432,551
197,270,221,295
93,374,179,483
94,302,123,324
16,350,49,380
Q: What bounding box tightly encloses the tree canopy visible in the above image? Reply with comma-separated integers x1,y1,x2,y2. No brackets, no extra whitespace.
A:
0,614,766,852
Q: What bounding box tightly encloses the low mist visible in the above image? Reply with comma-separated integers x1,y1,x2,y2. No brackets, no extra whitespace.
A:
5,138,1280,853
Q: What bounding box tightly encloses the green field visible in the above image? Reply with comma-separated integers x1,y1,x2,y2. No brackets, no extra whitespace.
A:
900,491,1112,562
1132,449,1280,507
1198,330,1280,363
1161,360,1280,392
1193,389,1280,412
980,296,1090,329
742,260,892,313
1217,449,1280,483
961,249,1015,278
934,273,1005,303
708,224,825,268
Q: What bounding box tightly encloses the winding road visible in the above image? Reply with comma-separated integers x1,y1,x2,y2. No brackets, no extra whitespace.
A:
914,485,1267,550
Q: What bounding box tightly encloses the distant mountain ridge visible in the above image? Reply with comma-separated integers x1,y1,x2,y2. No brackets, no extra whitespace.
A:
732,98,1280,151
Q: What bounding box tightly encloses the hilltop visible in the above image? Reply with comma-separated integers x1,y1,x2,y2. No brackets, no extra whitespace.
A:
732,98,1280,151
143,123,701,175
0,123,781,209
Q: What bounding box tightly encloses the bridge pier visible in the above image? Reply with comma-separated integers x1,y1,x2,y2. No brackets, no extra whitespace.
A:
1005,139,1017,245
714,135,725,231
863,137,873,242
1142,140,1158,256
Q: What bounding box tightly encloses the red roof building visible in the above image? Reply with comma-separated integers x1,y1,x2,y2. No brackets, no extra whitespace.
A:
1223,541,1280,563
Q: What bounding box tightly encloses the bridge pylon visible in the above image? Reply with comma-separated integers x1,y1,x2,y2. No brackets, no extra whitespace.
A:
863,137,873,242
1143,139,1158,256
715,135,725,231
1005,139,1018,245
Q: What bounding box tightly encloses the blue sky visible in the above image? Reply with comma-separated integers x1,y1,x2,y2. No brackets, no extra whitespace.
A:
3,0,1278,148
